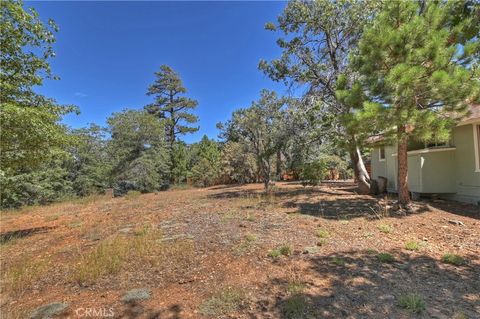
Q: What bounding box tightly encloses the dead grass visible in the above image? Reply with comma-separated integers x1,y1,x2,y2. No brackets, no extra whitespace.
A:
198,288,246,317
2,255,51,294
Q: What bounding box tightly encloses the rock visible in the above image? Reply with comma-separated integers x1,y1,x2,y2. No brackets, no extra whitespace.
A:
30,302,69,319
122,288,151,303
448,220,465,226
303,246,320,254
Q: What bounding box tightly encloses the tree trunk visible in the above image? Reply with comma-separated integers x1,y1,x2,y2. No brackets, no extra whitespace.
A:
275,150,282,181
350,144,370,194
397,125,410,206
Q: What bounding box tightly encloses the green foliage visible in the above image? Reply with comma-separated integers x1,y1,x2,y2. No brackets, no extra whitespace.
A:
198,288,245,317
0,151,73,208
299,160,327,186
441,253,465,266
351,1,479,145
0,0,58,105
220,141,258,184
145,65,199,175
398,293,425,313
220,90,288,188
190,136,221,187
405,241,421,251
377,253,395,263
107,109,169,190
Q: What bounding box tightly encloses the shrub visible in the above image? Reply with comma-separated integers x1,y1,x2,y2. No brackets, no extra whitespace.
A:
282,295,311,319
280,245,292,256
378,224,393,233
398,293,425,313
441,253,465,266
316,229,330,238
377,253,395,263
331,256,345,265
244,233,256,242
299,160,328,186
405,240,420,251
268,249,281,258
198,288,245,317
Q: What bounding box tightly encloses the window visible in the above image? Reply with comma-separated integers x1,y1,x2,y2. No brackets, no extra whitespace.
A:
475,124,480,172
379,147,386,161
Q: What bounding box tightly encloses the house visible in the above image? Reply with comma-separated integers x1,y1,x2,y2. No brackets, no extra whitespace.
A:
369,105,480,205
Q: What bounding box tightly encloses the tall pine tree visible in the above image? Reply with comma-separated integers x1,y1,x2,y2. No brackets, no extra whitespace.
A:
353,1,479,206
145,65,199,178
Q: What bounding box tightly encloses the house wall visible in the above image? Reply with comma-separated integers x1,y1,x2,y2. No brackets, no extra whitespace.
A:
442,124,480,204
369,123,480,204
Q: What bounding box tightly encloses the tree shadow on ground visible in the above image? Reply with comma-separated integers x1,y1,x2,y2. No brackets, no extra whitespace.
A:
0,226,56,244
252,250,480,319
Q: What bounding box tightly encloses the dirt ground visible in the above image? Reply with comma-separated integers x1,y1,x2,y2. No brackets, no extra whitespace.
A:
0,182,479,319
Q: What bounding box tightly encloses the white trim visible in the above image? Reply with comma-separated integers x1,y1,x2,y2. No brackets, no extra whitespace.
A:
458,118,480,126
391,147,456,157
379,147,386,162
474,124,480,173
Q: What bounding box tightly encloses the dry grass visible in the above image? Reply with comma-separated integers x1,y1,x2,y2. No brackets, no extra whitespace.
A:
2,255,51,294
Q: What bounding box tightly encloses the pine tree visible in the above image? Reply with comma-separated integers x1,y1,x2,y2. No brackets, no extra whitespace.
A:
353,1,480,206
145,65,199,177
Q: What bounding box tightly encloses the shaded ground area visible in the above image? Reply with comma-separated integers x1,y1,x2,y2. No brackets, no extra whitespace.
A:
0,182,479,318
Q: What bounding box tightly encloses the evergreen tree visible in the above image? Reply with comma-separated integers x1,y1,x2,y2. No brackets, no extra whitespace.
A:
145,65,199,177
259,0,381,194
352,1,480,206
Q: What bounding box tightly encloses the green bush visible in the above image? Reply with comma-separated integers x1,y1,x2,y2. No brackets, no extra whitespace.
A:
299,160,327,186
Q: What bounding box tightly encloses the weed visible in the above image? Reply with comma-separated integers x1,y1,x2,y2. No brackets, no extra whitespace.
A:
268,249,281,258
245,213,255,222
405,240,420,251
378,224,393,234
282,295,312,319
244,233,256,242
125,191,141,199
198,288,245,317
280,245,292,256
3,256,50,294
398,293,425,313
268,245,292,258
377,252,395,263
441,253,465,266
287,281,306,295
316,229,330,239
366,249,378,254
331,256,345,265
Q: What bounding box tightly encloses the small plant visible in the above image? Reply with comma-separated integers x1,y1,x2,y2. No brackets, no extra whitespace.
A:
316,229,330,239
244,233,256,242
245,213,255,221
405,240,420,251
331,256,345,265
3,256,50,294
366,249,378,254
287,281,306,295
398,293,425,313
268,245,292,258
282,295,312,319
279,245,292,256
125,190,141,199
377,252,395,263
268,249,281,258
198,288,245,317
441,253,465,266
378,224,393,234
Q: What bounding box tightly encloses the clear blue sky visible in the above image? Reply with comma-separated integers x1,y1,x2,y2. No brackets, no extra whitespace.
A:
29,1,289,143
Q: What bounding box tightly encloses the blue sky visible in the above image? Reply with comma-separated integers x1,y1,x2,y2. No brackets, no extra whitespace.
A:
29,1,289,143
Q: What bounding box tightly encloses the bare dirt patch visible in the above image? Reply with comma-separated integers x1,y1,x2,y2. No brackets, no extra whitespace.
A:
1,182,479,318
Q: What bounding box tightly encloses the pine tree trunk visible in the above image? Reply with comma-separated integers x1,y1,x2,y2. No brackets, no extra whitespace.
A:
397,125,410,206
350,143,370,194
